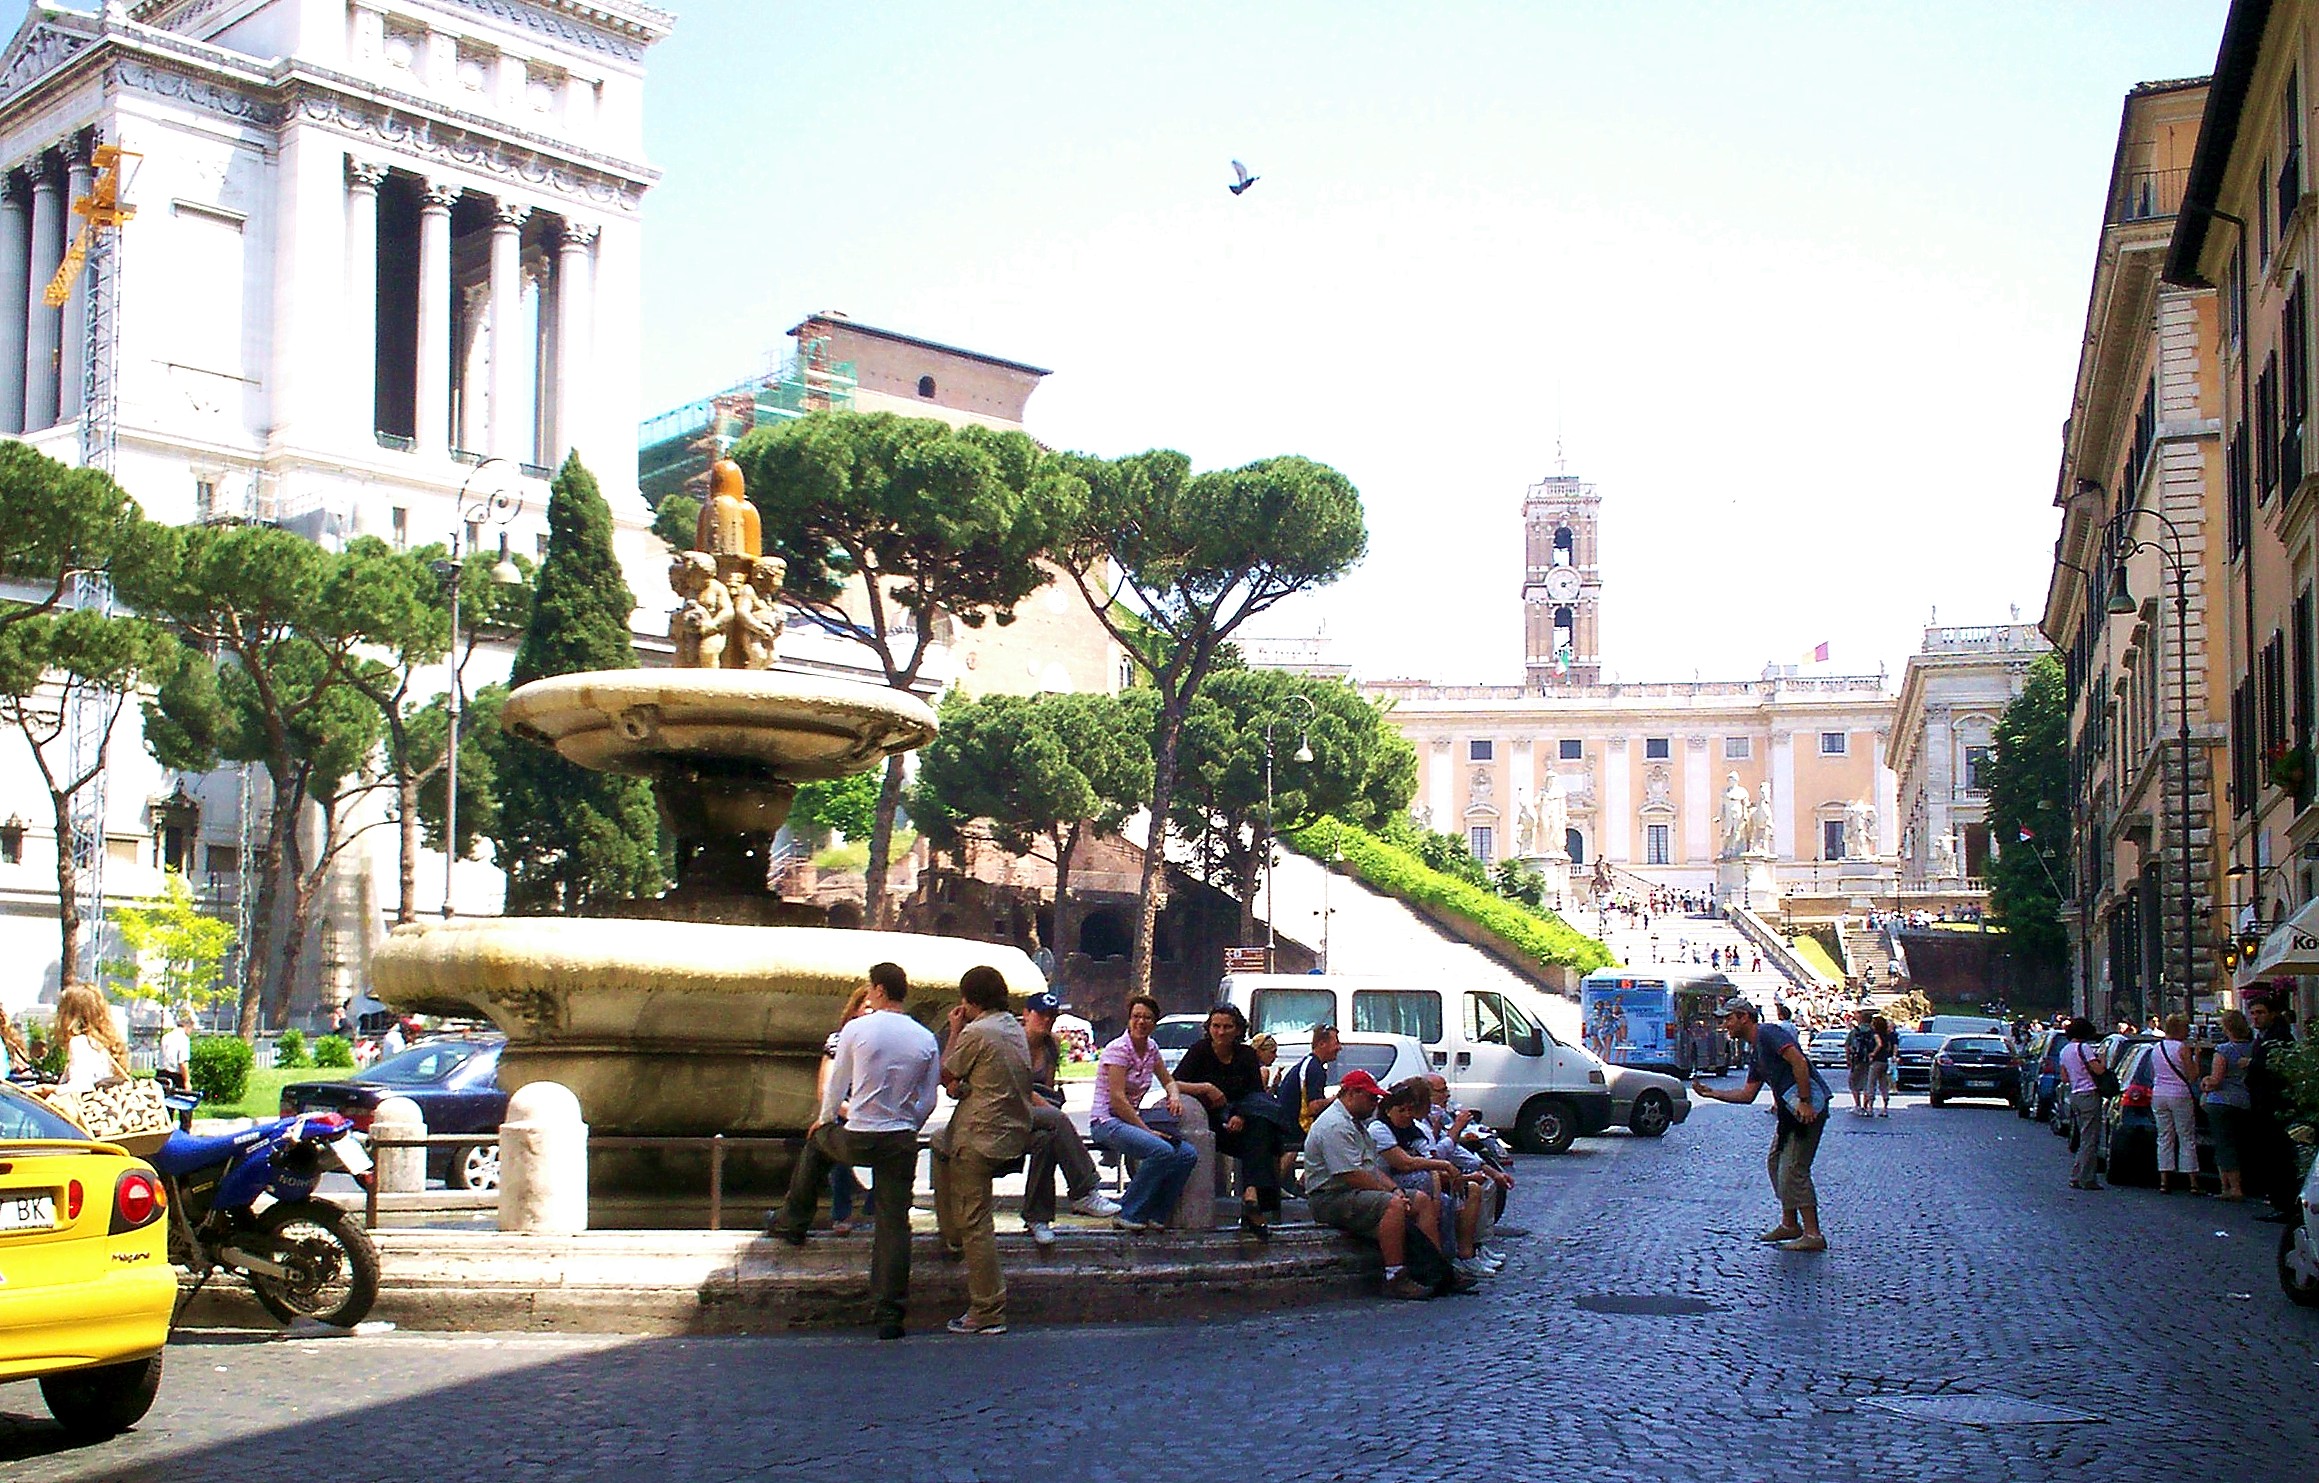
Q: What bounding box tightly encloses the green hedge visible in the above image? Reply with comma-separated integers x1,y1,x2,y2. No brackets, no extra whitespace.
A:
189,1035,253,1104
313,1034,356,1069
1288,816,1613,975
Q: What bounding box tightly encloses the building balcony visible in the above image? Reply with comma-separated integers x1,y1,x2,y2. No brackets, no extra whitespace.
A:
2109,167,2186,225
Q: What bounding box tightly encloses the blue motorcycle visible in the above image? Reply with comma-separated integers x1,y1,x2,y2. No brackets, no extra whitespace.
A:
155,1093,381,1328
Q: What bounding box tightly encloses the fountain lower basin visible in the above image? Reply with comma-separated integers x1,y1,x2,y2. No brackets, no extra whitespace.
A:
372,917,1043,1136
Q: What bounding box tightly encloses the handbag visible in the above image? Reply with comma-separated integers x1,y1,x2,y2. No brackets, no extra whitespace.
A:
2075,1043,2121,1100
45,1076,173,1156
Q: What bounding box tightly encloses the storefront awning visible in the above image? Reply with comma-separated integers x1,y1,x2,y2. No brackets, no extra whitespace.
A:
2236,895,2319,987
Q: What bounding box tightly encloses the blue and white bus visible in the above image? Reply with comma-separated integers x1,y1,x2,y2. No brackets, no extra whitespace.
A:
1577,969,1737,1076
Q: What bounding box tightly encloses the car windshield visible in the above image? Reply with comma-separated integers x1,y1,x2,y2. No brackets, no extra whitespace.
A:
1947,1037,2010,1054
0,1082,95,1140
361,1041,486,1085
1898,1033,1946,1052
1151,1019,1204,1051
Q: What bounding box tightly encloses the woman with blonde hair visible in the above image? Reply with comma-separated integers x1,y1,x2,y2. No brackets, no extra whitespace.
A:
54,984,128,1092
0,1003,30,1079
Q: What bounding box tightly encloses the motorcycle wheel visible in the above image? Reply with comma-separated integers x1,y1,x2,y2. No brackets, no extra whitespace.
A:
2280,1224,2319,1308
244,1199,381,1328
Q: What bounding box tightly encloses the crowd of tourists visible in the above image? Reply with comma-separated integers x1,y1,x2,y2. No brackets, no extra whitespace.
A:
767,969,1521,1337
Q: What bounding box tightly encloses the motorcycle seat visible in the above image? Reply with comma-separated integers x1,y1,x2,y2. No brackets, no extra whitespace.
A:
151,1125,271,1175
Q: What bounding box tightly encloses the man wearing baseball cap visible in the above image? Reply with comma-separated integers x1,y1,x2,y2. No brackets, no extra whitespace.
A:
1690,997,1833,1252
1018,991,1119,1245
1302,1069,1447,1299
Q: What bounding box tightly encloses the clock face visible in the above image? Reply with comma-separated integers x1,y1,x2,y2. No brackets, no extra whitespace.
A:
1544,566,1582,602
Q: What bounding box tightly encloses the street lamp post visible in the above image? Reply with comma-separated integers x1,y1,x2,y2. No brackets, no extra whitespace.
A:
2102,499,2197,1026
433,460,525,919
1262,694,1316,969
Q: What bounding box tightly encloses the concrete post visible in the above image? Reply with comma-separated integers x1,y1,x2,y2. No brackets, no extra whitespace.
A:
1166,1111,1215,1231
498,1080,588,1234
371,1095,427,1195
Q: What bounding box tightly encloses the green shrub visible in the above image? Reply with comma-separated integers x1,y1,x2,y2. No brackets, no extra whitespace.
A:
312,1033,355,1069
189,1035,254,1103
1289,816,1613,974
274,1028,310,1069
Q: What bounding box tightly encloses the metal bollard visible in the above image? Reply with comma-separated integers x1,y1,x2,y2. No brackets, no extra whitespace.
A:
372,1096,427,1197
498,1080,589,1234
1167,1113,1216,1231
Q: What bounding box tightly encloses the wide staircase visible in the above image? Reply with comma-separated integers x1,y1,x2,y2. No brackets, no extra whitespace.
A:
1259,847,1581,1040
1838,916,1904,989
1593,911,1792,1008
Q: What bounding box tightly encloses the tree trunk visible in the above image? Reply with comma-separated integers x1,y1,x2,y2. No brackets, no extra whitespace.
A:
1051,823,1080,989
864,752,906,929
1236,837,1262,949
236,828,281,1040
1131,701,1191,994
246,783,308,1036
48,788,81,991
395,768,419,926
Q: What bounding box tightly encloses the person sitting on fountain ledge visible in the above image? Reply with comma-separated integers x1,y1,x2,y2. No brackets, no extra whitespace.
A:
931,966,1037,1337
767,962,942,1342
1020,992,1120,1244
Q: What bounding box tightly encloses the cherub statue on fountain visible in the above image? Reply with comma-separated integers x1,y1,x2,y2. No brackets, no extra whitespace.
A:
728,556,788,670
669,551,734,669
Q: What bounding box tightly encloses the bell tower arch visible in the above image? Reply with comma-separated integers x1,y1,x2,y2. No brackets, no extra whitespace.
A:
1522,472,1602,688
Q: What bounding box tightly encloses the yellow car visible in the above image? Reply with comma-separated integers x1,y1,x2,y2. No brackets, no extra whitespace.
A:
0,1081,174,1440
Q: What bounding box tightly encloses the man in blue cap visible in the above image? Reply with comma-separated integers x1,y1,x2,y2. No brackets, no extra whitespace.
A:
1019,990,1119,1244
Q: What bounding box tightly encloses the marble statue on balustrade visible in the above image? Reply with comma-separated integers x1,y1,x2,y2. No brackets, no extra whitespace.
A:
1538,770,1570,859
1844,797,1878,863
1719,772,1751,859
1747,781,1776,857
1928,830,1961,881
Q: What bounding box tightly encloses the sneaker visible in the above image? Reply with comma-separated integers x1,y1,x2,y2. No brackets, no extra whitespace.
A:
1474,1253,1504,1273
1069,1192,1122,1218
1777,1233,1828,1253
1475,1245,1506,1265
1443,1271,1481,1295
1755,1225,1802,1243
1113,1216,1152,1233
1453,1257,1491,1280
945,1316,1007,1336
1027,1220,1056,1246
1383,1274,1433,1301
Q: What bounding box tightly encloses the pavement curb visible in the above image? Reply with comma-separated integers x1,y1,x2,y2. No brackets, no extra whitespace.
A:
176,1222,1386,1335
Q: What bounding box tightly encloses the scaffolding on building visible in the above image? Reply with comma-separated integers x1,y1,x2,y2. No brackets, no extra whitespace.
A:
636,344,858,509
47,142,137,983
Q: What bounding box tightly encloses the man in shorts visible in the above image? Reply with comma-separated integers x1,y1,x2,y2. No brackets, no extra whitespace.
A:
1303,1069,1441,1299
1844,1008,1878,1115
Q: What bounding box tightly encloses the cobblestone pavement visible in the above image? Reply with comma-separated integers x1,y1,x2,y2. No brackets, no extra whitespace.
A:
7,1089,2315,1483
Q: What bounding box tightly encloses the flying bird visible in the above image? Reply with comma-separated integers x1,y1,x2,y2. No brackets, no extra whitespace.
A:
1228,159,1259,196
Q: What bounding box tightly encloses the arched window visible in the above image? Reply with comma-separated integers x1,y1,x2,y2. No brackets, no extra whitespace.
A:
1552,526,1574,565
1565,828,1586,865
917,375,937,398
1554,605,1574,635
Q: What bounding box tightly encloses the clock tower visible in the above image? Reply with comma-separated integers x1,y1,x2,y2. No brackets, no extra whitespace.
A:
1522,472,1603,689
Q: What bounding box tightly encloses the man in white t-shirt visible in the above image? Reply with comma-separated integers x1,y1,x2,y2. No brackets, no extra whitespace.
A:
156,1010,194,1092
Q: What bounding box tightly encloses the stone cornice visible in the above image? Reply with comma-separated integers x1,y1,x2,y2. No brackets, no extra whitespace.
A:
132,0,676,62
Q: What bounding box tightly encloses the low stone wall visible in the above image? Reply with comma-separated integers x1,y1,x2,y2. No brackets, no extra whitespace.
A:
177,1223,1384,1335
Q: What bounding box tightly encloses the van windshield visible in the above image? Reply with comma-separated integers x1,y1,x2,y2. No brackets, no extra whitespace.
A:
1250,988,1337,1039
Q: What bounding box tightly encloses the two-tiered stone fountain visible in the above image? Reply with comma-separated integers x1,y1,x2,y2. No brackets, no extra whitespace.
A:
372,461,1039,1192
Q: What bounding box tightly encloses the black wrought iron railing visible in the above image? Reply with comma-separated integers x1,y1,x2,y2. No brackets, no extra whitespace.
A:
2110,167,2188,224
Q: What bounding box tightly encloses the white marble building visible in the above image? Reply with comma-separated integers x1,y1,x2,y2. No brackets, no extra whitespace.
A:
0,0,672,1022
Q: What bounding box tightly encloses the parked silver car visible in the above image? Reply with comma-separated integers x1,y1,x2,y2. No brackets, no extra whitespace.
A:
1603,1063,1691,1137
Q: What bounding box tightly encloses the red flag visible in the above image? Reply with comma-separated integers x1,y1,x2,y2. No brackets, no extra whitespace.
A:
2018,827,2034,843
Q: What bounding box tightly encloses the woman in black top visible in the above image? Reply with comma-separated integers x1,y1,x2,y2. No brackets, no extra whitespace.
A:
1172,1003,1295,1239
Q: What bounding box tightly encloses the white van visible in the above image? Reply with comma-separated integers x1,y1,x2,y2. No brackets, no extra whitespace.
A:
1221,972,1612,1153
1920,1014,2009,1039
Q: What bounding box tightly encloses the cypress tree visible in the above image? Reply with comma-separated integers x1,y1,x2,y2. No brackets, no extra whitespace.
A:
487,452,666,912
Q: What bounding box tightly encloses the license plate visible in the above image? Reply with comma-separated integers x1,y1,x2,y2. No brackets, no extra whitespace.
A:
1966,1080,1995,1089
0,1192,56,1231
331,1138,373,1176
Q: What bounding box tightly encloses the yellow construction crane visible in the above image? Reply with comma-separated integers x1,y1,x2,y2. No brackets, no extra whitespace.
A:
43,144,139,308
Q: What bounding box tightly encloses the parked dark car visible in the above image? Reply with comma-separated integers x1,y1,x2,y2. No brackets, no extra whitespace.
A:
1928,1035,2019,1107
280,1035,508,1190
2102,1042,2215,1190
1892,1032,1945,1091
2016,1029,2066,1121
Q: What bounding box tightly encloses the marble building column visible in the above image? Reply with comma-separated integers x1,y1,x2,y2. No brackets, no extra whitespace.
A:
344,157,387,443
24,155,62,432
0,173,30,435
413,180,458,455
486,199,529,461
57,146,89,422
550,218,595,468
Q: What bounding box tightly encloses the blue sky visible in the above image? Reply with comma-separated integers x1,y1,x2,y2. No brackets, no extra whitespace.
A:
8,0,2237,684
631,1,2231,684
